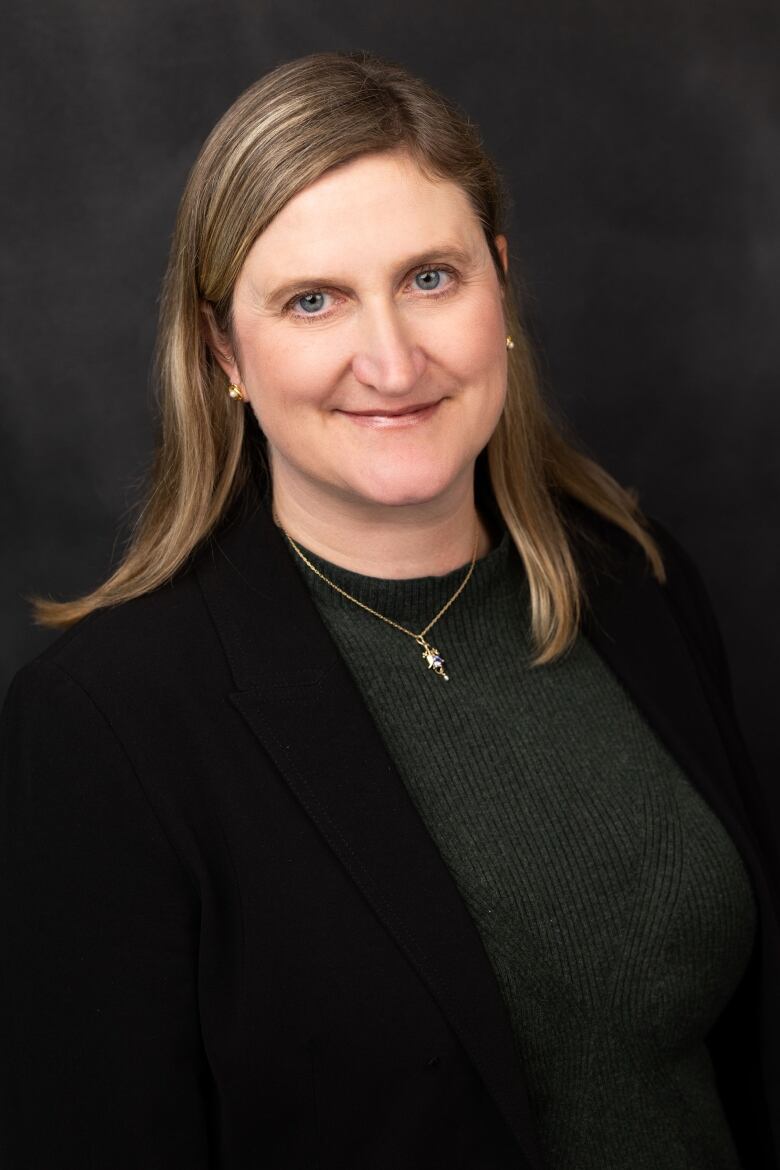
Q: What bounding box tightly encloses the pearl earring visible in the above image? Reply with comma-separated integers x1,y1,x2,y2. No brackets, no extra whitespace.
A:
227,383,246,402
506,335,515,350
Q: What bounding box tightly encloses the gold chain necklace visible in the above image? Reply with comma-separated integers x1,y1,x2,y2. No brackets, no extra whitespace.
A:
277,519,480,681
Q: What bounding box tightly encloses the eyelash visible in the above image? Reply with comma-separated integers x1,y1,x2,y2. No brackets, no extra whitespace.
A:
282,264,459,322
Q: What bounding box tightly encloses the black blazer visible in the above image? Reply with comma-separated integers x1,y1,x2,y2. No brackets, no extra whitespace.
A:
1,485,778,1169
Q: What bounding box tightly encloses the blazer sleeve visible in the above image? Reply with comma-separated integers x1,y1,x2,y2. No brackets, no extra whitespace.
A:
0,659,212,1170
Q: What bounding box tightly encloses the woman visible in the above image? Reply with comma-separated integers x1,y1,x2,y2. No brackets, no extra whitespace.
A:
0,49,777,1170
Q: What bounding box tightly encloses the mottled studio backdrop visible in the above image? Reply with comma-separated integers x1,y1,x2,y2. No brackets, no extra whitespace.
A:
2,1,778,782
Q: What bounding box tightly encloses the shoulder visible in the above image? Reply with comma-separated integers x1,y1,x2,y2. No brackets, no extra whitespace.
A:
561,492,696,585
4,542,229,724
562,496,733,697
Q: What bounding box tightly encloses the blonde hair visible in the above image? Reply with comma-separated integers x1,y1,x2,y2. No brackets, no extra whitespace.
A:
30,48,664,664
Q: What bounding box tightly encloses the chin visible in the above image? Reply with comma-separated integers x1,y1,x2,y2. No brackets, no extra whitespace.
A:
343,459,467,509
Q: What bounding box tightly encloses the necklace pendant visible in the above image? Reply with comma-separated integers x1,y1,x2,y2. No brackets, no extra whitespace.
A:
417,637,449,681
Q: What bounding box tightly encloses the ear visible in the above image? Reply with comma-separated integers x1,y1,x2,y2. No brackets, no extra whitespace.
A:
199,301,241,384
494,234,509,277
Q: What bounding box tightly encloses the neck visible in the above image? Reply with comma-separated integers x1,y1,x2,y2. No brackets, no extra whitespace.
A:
270,475,493,580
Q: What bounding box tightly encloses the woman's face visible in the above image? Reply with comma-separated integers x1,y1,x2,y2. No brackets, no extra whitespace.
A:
206,149,510,517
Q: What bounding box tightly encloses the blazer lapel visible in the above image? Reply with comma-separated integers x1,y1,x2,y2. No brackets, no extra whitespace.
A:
573,511,758,867
196,495,544,1167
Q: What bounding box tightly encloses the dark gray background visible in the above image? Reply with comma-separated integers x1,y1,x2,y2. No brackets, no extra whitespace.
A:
2,1,778,782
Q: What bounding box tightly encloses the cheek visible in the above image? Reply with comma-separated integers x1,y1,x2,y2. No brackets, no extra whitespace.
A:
444,293,507,397
243,335,339,428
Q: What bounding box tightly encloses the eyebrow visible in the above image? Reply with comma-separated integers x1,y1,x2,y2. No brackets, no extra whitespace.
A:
261,244,475,307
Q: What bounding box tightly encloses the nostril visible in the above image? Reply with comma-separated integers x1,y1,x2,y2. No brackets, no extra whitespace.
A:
424,1055,441,1069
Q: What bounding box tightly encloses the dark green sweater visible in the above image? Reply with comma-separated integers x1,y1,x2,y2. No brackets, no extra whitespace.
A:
288,525,756,1169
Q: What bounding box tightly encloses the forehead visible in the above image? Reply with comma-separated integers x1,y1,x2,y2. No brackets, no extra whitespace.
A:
241,150,483,281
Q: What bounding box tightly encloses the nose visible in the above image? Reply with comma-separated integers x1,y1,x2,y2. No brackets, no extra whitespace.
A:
351,304,427,397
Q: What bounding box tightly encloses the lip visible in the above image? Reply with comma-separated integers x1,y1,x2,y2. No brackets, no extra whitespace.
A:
336,400,443,428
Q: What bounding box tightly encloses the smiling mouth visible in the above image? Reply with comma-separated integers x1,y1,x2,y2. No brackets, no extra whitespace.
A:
336,400,443,429
338,399,442,421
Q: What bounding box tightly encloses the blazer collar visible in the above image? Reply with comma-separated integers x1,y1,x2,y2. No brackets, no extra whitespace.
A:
196,486,753,1166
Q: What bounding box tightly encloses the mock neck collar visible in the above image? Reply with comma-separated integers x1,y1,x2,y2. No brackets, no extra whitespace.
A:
282,525,527,631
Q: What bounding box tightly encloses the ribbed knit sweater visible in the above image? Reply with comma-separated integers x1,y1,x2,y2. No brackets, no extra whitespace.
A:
288,525,756,1169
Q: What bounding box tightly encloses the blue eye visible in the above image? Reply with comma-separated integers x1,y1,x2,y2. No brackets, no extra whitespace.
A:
297,291,326,313
415,269,443,291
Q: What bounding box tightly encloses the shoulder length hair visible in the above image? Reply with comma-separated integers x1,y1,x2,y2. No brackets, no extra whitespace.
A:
30,48,664,664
